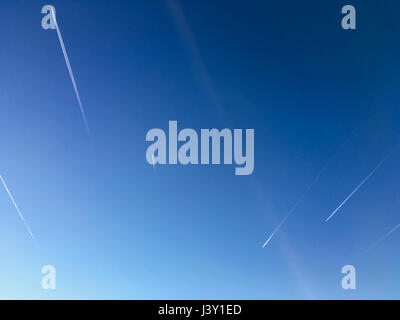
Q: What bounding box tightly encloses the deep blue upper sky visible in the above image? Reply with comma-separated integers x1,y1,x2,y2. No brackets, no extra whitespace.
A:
0,0,399,299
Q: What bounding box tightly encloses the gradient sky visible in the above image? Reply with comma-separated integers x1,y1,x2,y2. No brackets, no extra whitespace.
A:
0,0,399,299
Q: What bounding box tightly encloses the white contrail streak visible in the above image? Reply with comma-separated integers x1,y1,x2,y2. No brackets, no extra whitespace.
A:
262,139,349,248
262,175,320,248
364,224,400,254
51,9,89,133
0,175,34,239
262,212,291,248
325,156,389,222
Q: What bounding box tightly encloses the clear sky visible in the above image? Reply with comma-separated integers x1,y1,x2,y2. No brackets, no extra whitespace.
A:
0,0,399,299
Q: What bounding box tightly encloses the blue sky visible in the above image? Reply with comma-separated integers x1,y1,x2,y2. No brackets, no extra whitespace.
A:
0,0,399,299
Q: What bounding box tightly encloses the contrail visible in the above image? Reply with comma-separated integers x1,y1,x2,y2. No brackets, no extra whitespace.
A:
325,155,390,222
262,173,322,248
51,9,89,133
364,223,400,254
0,175,34,239
262,137,350,248
262,212,291,248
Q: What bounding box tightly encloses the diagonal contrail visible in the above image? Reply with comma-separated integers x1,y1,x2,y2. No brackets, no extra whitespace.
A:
51,9,89,133
364,223,400,254
325,155,390,222
0,175,34,239
262,211,291,248
262,172,322,248
262,138,350,248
